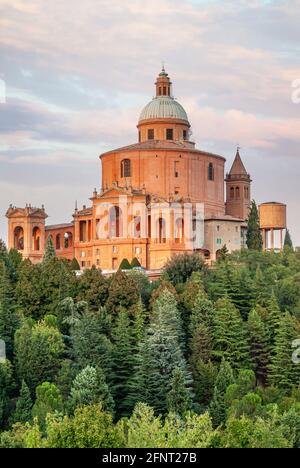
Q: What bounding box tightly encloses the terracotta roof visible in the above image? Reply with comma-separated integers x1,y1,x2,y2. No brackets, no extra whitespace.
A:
101,140,225,161
205,214,244,222
45,223,74,231
228,149,248,176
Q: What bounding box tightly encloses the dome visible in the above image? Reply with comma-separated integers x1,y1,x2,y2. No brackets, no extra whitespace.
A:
139,96,189,123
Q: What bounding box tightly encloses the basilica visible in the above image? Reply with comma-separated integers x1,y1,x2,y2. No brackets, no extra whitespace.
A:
6,68,252,271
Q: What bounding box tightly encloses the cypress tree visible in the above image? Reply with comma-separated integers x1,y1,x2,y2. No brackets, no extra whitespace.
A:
265,293,281,346
246,200,263,251
284,230,293,250
12,380,33,424
209,359,235,428
110,311,135,417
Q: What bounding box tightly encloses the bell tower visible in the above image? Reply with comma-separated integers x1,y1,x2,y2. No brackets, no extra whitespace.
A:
6,205,48,263
225,148,252,221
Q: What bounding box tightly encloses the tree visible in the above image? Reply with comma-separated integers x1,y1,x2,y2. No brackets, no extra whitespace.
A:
69,366,114,413
44,405,123,448
193,360,218,408
12,381,33,424
0,361,13,428
163,253,206,285
119,258,132,270
110,311,135,417
15,321,64,392
217,245,229,262
268,312,300,391
71,311,112,375
131,257,141,268
212,297,252,370
76,267,109,311
32,382,63,428
43,236,56,262
167,367,193,416
284,230,293,250
131,297,192,414
106,270,140,316
247,309,270,385
209,359,235,428
70,258,80,271
246,201,263,251
0,301,19,361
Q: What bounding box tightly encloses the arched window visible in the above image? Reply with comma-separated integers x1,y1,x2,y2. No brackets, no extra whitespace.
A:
208,163,214,181
134,216,141,238
14,226,24,251
236,187,240,199
64,232,73,249
157,218,166,244
175,218,184,244
32,227,41,251
109,206,123,238
56,234,61,250
121,159,131,178
230,187,235,199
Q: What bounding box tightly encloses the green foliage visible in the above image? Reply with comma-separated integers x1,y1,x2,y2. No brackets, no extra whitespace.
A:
15,320,64,392
70,257,80,271
163,253,206,285
119,258,132,270
69,366,114,414
167,367,193,416
246,200,263,251
284,229,293,250
131,257,141,268
76,266,109,311
0,361,13,428
106,270,140,315
12,381,33,424
247,309,270,385
32,382,63,427
43,236,56,262
209,359,235,428
212,297,251,369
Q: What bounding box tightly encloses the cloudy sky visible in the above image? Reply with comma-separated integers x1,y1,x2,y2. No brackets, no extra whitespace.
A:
0,0,300,245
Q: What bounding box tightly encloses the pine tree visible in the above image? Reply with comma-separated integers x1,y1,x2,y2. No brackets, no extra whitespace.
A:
110,311,136,417
265,293,281,346
193,360,218,408
69,366,114,413
189,293,214,332
247,309,270,385
189,323,213,370
43,236,56,262
12,380,33,424
71,311,112,376
246,200,263,251
167,367,193,416
209,359,235,428
284,230,293,250
212,297,252,370
268,313,300,391
76,266,109,311
131,290,192,414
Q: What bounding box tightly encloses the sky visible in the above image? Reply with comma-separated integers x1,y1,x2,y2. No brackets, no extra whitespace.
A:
0,0,300,245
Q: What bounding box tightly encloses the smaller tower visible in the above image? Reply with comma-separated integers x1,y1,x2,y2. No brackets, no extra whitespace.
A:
225,148,251,221
155,66,172,97
6,205,48,263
